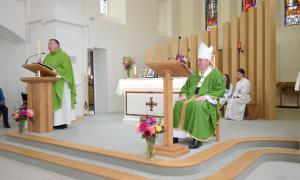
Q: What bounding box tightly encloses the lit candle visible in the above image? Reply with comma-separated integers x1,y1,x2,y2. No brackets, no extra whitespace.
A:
36,40,41,62
36,40,41,54
133,66,137,77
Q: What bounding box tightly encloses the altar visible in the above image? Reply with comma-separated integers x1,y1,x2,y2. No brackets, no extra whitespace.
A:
116,78,187,124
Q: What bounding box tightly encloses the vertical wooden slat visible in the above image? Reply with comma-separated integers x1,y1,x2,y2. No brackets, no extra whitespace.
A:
210,27,220,70
189,34,197,71
240,12,248,73
181,36,188,57
146,48,153,62
222,22,231,76
162,43,170,61
231,17,240,85
257,0,265,118
202,31,210,46
155,45,161,61
264,0,276,120
248,8,257,103
172,39,178,59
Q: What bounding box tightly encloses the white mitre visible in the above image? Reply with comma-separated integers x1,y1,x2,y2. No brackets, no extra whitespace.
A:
197,42,213,62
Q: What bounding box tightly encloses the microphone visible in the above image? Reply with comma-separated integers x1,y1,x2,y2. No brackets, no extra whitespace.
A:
176,36,182,60
25,52,46,64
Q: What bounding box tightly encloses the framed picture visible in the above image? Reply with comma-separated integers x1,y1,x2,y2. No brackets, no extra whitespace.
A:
146,68,157,78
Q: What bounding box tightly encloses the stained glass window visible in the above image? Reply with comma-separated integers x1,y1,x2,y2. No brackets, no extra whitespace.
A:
205,0,218,31
285,0,300,26
100,0,108,14
241,0,256,12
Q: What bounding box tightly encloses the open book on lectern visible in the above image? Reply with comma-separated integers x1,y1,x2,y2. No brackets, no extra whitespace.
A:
34,63,54,71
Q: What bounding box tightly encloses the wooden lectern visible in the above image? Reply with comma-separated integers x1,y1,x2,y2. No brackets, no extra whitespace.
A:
21,63,58,133
146,61,191,157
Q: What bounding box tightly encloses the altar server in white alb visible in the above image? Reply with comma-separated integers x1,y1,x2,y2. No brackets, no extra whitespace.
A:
225,68,251,120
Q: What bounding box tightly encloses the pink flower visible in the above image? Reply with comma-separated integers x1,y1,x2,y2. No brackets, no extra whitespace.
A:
144,129,152,137
26,109,34,118
12,112,20,119
138,121,148,133
145,126,155,136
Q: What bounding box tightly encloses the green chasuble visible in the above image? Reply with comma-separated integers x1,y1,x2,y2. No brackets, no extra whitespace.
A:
44,48,76,111
173,68,225,141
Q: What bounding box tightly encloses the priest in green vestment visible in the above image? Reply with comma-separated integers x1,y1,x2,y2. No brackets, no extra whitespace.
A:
173,42,225,149
44,39,76,129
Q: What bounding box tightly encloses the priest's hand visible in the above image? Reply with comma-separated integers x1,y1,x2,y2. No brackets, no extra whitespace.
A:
56,74,62,79
195,96,207,102
179,95,187,101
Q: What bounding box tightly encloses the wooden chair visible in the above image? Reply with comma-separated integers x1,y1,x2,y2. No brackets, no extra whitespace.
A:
244,102,258,120
215,122,220,142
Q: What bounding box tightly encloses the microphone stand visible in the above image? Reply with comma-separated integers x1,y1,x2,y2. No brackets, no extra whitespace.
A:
25,52,46,64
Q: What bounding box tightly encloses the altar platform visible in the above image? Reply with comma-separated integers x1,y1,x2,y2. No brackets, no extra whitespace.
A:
0,108,299,179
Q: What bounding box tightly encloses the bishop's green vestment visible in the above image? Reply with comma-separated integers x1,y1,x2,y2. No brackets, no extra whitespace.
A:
44,48,76,111
173,68,225,141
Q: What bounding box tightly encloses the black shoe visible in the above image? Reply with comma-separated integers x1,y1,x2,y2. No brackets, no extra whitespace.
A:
54,124,67,129
173,137,179,144
4,125,11,128
189,139,202,149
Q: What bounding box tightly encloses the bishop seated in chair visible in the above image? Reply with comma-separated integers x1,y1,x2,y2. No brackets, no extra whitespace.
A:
173,42,225,149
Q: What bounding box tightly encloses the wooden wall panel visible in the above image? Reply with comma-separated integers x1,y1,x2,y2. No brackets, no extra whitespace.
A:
240,12,248,73
172,39,179,59
210,27,221,70
146,48,153,62
264,0,276,119
181,36,188,57
248,8,257,103
155,45,161,61
222,22,231,76
231,17,240,85
202,31,210,46
189,34,197,71
162,43,170,61
257,1,265,118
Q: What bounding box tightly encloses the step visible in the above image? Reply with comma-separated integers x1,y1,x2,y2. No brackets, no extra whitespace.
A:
5,132,300,176
200,149,300,180
0,142,149,180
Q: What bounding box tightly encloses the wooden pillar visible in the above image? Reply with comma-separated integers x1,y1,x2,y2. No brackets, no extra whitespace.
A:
264,0,276,120
231,17,240,85
163,43,170,61
222,22,231,76
248,8,257,103
172,39,178,59
181,36,188,57
240,12,248,73
189,34,197,71
155,45,161,61
146,48,153,62
257,1,265,118
210,27,220,70
202,31,210,46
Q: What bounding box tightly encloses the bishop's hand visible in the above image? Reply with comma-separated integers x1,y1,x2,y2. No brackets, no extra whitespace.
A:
179,95,187,101
195,96,207,102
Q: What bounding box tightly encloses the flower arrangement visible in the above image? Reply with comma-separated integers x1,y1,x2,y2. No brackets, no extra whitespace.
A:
122,56,136,78
176,53,190,67
136,115,165,160
12,104,34,134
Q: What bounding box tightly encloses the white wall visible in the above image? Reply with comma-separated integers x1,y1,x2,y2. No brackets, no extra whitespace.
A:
94,48,108,113
0,0,25,40
275,0,300,82
86,0,167,112
0,37,27,113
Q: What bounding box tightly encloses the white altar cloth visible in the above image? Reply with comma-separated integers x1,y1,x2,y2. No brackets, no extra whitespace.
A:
116,77,188,95
116,78,187,124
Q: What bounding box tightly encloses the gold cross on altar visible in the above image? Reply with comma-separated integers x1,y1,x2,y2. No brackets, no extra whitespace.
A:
146,97,157,111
